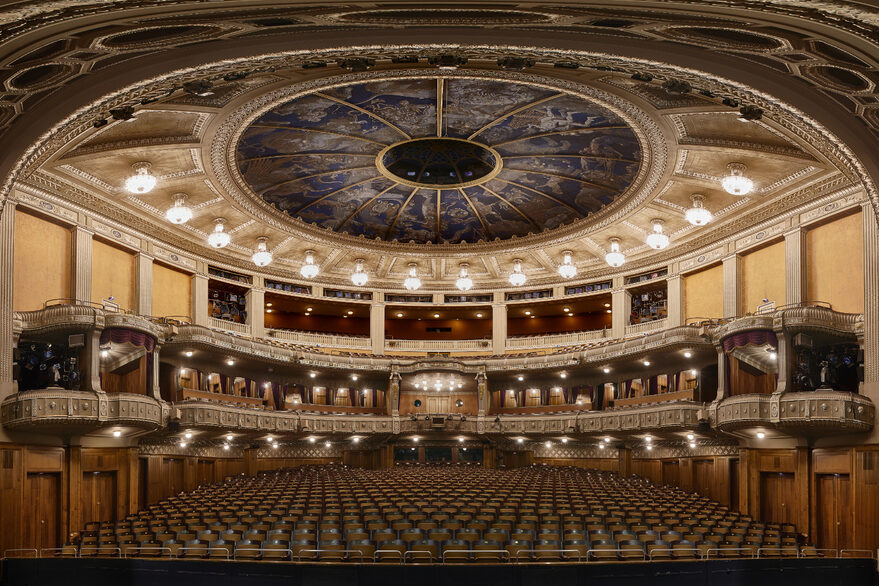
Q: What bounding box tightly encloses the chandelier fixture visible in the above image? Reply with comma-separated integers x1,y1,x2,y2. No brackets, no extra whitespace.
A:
164,193,193,225
508,259,527,287
645,219,670,250
251,237,273,267
685,194,713,226
455,262,473,291
207,217,231,248
605,238,626,268
721,162,754,196
124,161,157,194
351,258,369,287
558,250,577,279
300,250,319,279
403,263,422,291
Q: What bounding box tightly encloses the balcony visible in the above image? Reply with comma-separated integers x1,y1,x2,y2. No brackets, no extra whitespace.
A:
506,329,607,350
625,318,667,336
209,317,251,335
385,339,491,352
267,328,371,350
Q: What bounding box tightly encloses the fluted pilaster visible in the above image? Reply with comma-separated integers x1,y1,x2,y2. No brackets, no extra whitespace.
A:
722,254,741,318
135,253,153,316
784,228,806,306
0,200,16,396
370,302,385,355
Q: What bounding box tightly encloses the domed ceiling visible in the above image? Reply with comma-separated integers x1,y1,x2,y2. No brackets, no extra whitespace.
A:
236,77,642,244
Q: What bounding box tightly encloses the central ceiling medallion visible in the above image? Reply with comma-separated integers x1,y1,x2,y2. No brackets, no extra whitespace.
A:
236,76,642,244
376,137,502,188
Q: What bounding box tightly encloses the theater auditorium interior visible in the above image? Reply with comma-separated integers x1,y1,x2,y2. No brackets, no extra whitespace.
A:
0,1,878,585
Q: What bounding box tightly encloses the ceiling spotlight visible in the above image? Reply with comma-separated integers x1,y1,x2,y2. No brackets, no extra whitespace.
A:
251,237,273,267
604,436,611,443
560,373,567,379
309,372,316,378
643,360,651,366
307,307,313,312
598,443,605,450
226,359,234,366
124,161,157,194
605,238,625,267
516,438,524,444
606,309,612,314
179,441,187,448
433,313,440,318
266,436,273,442
112,430,122,437
226,434,233,441
308,437,316,443
413,437,419,443
165,193,193,225
185,351,193,357
645,435,652,443
476,313,483,318
646,445,653,451
558,250,577,279
508,259,527,287
686,433,695,440
756,431,766,439
223,444,230,451
458,437,465,443
350,258,369,286
403,263,422,291
304,312,310,316
455,262,473,291
604,303,611,308
396,312,404,318
352,437,360,443
272,442,279,449
351,374,358,381
563,307,570,312
561,438,568,444
690,369,697,375
769,351,778,361
300,250,319,279
685,194,713,226
525,311,531,316
721,162,754,196
517,375,524,381
684,351,692,358
100,349,109,358
184,432,192,439
545,441,552,448
266,309,273,313
207,218,231,248
324,441,331,448
645,219,669,250
689,442,696,449
347,310,354,315
603,367,611,374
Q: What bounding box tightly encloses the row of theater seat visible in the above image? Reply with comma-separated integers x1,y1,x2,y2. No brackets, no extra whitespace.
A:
65,465,814,563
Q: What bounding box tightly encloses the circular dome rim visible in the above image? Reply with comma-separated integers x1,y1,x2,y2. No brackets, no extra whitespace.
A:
216,68,665,255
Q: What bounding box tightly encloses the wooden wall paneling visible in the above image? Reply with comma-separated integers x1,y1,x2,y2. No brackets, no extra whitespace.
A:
796,447,811,537
126,448,139,517
183,456,197,492
66,447,81,544
24,472,61,552
80,471,117,526
0,448,24,557
853,447,879,551
693,459,713,499
196,459,215,486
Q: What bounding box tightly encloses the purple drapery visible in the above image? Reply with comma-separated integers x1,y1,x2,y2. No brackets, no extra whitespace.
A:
562,387,569,404
624,380,632,398
271,382,282,410
100,328,155,352
722,330,778,352
499,390,505,408
244,378,252,398
649,377,658,395
218,374,227,394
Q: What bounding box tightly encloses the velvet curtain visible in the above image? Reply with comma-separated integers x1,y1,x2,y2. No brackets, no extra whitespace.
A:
722,330,778,352
99,328,155,352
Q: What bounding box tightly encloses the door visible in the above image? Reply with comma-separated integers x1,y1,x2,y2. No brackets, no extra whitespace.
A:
693,460,713,498
729,458,740,511
662,460,679,487
165,458,184,496
24,473,60,552
81,471,117,525
426,396,449,414
196,460,215,487
760,472,796,524
817,474,852,550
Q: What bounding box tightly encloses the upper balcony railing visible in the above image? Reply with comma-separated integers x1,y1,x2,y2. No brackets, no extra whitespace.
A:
209,317,251,335
267,328,371,350
625,318,667,336
385,338,491,352
506,329,608,350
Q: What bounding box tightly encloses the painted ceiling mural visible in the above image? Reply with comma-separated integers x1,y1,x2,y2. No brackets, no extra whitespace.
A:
236,78,642,244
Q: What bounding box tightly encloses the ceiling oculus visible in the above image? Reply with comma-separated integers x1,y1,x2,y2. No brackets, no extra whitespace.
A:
236,77,642,245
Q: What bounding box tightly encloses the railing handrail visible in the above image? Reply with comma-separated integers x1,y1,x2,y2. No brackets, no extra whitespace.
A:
38,547,79,558
647,547,699,560
124,545,174,558
756,546,799,557
838,549,875,558
2,548,38,559
296,549,365,561
704,547,756,559
586,547,646,561
514,548,583,562
233,546,293,560
373,549,405,562
440,549,510,562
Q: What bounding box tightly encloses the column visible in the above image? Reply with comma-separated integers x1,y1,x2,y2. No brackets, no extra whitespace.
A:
714,345,728,401
773,330,792,395
476,369,488,417
191,273,209,326
722,254,741,318
246,287,265,338
611,285,629,338
134,253,153,316
862,203,879,438
80,328,103,392
71,226,93,303
491,302,506,355
666,274,683,327
784,228,806,306
0,200,16,399
370,302,385,355
388,370,401,417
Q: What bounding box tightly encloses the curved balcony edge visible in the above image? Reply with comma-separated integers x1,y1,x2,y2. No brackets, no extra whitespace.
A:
713,391,874,434
0,389,168,432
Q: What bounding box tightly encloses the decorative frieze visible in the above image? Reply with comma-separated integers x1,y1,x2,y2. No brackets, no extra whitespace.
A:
713,390,874,434
1,389,167,431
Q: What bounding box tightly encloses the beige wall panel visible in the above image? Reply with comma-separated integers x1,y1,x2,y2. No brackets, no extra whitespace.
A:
683,264,723,321
91,239,135,311
741,240,786,313
13,210,70,311
806,211,864,313
152,262,192,318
